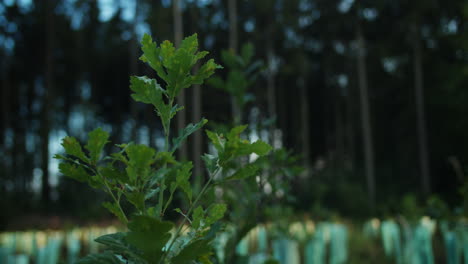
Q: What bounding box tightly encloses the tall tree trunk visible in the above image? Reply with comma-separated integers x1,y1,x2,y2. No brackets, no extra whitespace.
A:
174,0,187,158
299,77,311,171
412,24,430,195
228,0,241,124
190,7,203,193
266,24,277,144
1,59,9,142
41,0,55,205
192,63,203,192
345,78,356,171
335,93,345,164
228,0,238,54
130,1,139,142
1,59,10,196
356,22,376,210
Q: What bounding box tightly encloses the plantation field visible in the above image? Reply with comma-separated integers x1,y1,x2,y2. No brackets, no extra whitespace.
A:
1,217,467,264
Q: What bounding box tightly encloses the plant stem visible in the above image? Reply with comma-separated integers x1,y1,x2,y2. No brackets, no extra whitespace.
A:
100,172,129,225
157,99,174,218
159,166,221,263
87,164,129,224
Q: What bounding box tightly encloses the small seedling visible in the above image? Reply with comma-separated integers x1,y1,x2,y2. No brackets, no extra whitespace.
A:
55,34,271,264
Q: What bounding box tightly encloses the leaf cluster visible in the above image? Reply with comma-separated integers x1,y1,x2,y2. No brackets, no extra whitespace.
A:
55,34,272,264
208,43,263,111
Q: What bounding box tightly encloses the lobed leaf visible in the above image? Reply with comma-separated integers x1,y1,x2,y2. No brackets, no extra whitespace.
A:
192,206,204,230
59,163,90,183
205,130,225,153
140,34,167,81
94,233,144,261
225,164,260,181
126,215,174,262
102,202,127,224
191,59,223,85
205,203,227,226
171,118,208,152
237,140,272,157
61,136,89,163
130,76,164,106
171,239,212,264
125,144,156,183
202,154,218,174
85,128,110,165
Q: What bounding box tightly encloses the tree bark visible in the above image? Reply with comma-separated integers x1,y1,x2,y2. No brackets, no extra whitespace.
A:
190,6,203,193
174,0,187,158
299,77,311,170
129,1,139,142
228,0,241,124
266,24,277,143
192,63,203,192
356,22,376,210
0,59,10,196
41,0,56,205
412,24,430,195
228,0,238,54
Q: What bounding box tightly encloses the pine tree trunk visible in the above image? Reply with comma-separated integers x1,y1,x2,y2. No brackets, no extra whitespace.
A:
1,59,9,150
356,22,376,210
412,24,430,195
266,25,277,143
228,0,241,124
299,78,311,170
130,1,139,141
41,0,55,205
192,63,203,192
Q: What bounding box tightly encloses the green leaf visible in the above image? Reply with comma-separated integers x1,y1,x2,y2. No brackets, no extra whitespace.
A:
61,136,89,162
205,130,225,153
171,239,212,264
94,233,144,261
226,125,248,141
85,128,110,164
125,144,156,183
225,164,260,181
206,76,225,91
99,166,128,185
59,163,90,182
145,188,160,200
160,40,176,67
198,254,214,264
205,203,227,226
129,76,175,133
180,33,199,54
171,118,208,152
241,43,254,65
130,76,164,107
155,151,176,164
76,251,123,264
192,206,204,230
202,154,218,174
126,215,174,263
221,50,238,69
191,59,223,84
125,191,146,211
102,202,127,224
176,162,193,201
237,140,272,157
140,34,167,81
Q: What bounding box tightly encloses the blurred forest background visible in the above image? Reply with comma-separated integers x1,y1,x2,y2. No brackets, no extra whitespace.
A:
1,0,468,230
